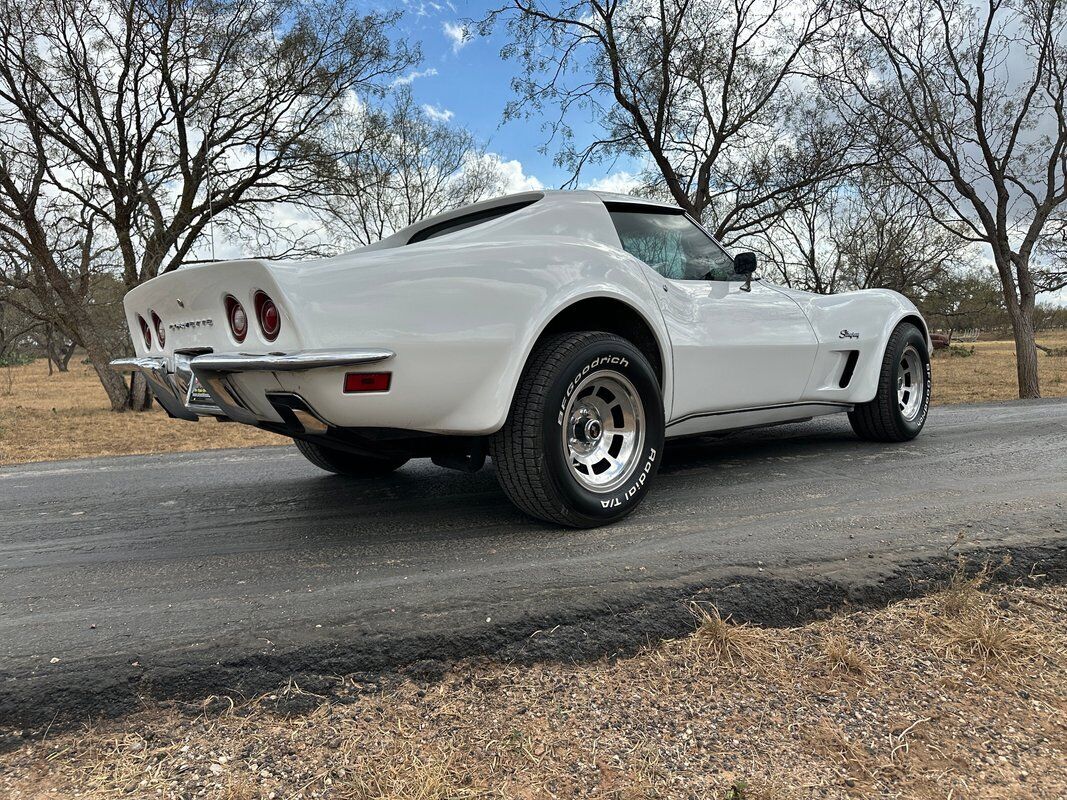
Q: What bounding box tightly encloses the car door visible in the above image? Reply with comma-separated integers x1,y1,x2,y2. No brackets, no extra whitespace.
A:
606,205,819,422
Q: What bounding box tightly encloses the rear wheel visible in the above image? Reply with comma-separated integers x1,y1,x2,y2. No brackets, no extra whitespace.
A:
490,332,665,527
849,322,931,442
293,438,408,477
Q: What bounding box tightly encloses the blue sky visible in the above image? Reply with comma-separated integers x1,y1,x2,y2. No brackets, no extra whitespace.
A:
389,0,641,193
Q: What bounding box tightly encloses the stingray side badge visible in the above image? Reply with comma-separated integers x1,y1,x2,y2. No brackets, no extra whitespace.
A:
839,329,860,339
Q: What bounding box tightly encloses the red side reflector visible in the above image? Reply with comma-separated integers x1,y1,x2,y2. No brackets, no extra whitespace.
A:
344,372,391,393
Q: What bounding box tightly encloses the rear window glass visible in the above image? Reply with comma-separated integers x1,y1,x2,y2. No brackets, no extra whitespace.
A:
408,199,539,244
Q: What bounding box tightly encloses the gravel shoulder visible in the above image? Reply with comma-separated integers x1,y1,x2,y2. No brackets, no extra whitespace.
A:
3,579,1065,799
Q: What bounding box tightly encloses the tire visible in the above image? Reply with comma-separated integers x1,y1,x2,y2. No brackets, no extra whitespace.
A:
490,332,665,527
849,322,931,442
293,438,408,477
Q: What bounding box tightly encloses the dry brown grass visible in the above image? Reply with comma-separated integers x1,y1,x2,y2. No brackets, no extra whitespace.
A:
3,581,1065,800
1,330,1065,466
931,329,1067,405
676,602,778,670
0,359,283,465
820,633,873,678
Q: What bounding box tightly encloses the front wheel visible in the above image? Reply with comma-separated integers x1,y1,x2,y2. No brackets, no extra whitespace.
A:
849,322,931,442
293,438,408,477
490,332,665,527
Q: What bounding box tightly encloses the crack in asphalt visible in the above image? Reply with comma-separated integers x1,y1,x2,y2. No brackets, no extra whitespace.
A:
0,398,1064,738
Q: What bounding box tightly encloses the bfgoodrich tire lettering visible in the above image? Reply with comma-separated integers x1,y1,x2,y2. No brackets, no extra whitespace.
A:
490,332,665,527
849,322,931,443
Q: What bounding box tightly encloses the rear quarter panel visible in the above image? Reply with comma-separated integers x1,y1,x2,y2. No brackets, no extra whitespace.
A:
263,238,670,434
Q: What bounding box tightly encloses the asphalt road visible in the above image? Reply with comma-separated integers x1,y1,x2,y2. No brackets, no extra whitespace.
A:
1,399,1065,734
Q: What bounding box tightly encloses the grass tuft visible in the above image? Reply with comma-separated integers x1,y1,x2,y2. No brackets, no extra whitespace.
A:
821,633,872,677
682,603,776,669
937,603,1041,666
937,556,996,617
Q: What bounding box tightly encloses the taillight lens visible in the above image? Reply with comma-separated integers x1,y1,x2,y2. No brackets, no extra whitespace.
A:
151,311,166,348
344,372,391,393
225,295,247,342
138,315,152,349
254,291,280,341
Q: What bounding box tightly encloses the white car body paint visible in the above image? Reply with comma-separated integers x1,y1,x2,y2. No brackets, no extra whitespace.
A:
117,190,929,439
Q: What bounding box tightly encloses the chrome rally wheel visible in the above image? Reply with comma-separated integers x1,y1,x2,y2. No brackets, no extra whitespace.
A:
562,371,645,493
897,344,925,422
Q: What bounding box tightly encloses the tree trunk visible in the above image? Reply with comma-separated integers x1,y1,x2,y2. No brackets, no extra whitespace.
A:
1008,305,1041,400
128,371,153,411
58,340,76,371
80,334,129,411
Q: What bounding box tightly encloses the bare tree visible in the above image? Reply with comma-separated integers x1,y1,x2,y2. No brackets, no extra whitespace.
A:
835,179,967,294
0,0,412,410
487,0,858,242
755,178,849,293
834,0,1067,398
317,88,508,247
755,170,967,298
919,267,1005,336
1034,212,1067,292
0,294,41,363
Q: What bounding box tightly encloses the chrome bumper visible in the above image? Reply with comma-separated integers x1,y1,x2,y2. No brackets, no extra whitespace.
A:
189,349,393,372
110,349,395,424
110,356,201,421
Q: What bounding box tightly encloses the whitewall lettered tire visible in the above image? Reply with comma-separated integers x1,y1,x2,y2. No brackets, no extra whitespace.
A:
490,332,665,527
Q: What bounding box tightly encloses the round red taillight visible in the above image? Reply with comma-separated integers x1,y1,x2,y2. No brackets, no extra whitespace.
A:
225,295,247,342
151,311,166,348
138,315,152,349
254,291,280,341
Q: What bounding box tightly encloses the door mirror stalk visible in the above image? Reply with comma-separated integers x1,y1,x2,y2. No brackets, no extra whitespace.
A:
734,251,757,292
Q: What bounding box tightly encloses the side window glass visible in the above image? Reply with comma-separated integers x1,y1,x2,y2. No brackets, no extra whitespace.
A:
608,208,736,281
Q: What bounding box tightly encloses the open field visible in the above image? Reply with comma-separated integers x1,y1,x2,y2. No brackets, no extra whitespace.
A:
2,573,1064,799
0,360,282,465
0,331,1065,465
931,330,1067,405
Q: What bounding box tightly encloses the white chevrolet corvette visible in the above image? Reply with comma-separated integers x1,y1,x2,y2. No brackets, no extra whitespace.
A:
114,190,932,526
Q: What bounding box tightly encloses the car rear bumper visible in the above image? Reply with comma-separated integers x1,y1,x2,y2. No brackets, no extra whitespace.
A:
110,349,395,428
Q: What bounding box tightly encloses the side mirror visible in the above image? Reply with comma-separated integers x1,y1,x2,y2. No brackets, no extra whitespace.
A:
734,251,757,292
734,251,758,276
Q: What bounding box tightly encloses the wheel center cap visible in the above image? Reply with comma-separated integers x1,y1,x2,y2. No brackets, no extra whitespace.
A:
571,406,604,449
585,419,602,441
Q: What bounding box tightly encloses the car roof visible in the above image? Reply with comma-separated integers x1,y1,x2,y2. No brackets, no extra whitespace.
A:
356,189,684,254
587,190,678,209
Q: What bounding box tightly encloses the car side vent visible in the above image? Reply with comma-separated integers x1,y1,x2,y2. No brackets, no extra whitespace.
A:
839,350,860,388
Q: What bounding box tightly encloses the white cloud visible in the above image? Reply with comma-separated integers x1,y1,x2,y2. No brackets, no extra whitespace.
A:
393,67,438,86
442,21,469,53
584,171,640,195
478,153,544,194
422,104,454,122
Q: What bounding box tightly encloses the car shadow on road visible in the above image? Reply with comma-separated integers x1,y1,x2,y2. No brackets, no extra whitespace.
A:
270,417,867,538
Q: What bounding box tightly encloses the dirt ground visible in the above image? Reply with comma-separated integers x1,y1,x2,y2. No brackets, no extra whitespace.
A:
0,360,282,465
2,569,1064,799
931,331,1067,405
0,332,1065,466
